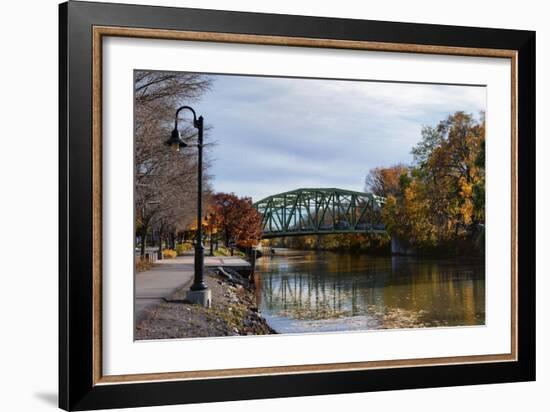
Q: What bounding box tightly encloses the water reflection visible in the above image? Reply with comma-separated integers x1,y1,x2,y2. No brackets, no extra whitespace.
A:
255,249,485,334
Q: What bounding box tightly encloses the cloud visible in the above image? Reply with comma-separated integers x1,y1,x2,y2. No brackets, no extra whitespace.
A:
194,74,485,202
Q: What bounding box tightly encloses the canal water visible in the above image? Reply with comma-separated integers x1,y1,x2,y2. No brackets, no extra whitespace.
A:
254,249,485,334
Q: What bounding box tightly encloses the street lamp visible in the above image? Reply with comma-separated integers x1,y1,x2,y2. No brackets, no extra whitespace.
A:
165,105,211,307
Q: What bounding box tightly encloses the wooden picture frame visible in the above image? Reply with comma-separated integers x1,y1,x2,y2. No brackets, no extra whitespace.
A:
59,1,535,410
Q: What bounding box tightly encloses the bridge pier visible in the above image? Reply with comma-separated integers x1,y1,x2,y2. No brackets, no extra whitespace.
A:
391,236,416,256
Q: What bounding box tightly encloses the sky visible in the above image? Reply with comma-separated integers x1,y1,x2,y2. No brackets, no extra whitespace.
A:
191,74,486,203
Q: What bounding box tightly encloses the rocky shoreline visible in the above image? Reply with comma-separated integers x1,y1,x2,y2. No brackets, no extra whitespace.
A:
135,268,275,340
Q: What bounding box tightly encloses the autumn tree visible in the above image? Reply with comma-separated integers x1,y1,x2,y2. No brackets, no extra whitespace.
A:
420,111,485,234
211,193,263,248
378,111,485,255
364,164,408,197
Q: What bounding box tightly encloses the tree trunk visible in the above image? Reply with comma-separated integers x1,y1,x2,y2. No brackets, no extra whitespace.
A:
140,225,147,258
158,229,163,260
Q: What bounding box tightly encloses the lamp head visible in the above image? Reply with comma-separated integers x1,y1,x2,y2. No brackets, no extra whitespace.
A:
165,128,188,151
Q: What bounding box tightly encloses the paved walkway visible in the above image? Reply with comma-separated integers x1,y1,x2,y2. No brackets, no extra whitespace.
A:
157,255,250,268
135,256,250,322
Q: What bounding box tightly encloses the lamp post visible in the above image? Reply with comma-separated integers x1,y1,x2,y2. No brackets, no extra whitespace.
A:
165,106,211,307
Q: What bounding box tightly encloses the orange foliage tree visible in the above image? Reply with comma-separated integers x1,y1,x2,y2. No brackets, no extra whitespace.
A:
375,111,485,254
210,193,263,248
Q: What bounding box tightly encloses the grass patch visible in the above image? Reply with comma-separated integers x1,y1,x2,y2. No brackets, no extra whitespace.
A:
213,246,245,257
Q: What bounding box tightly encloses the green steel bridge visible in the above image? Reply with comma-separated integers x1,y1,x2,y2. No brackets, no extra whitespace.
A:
253,188,386,239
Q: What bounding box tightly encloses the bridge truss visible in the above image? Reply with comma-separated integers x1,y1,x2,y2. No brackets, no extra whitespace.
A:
253,188,386,238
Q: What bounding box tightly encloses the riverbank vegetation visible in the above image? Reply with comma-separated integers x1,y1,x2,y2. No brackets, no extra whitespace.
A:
266,233,390,255
368,111,485,257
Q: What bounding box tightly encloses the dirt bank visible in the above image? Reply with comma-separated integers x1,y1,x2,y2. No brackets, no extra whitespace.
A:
135,269,275,340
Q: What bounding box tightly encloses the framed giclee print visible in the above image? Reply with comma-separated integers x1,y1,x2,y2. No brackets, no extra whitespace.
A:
59,1,536,410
